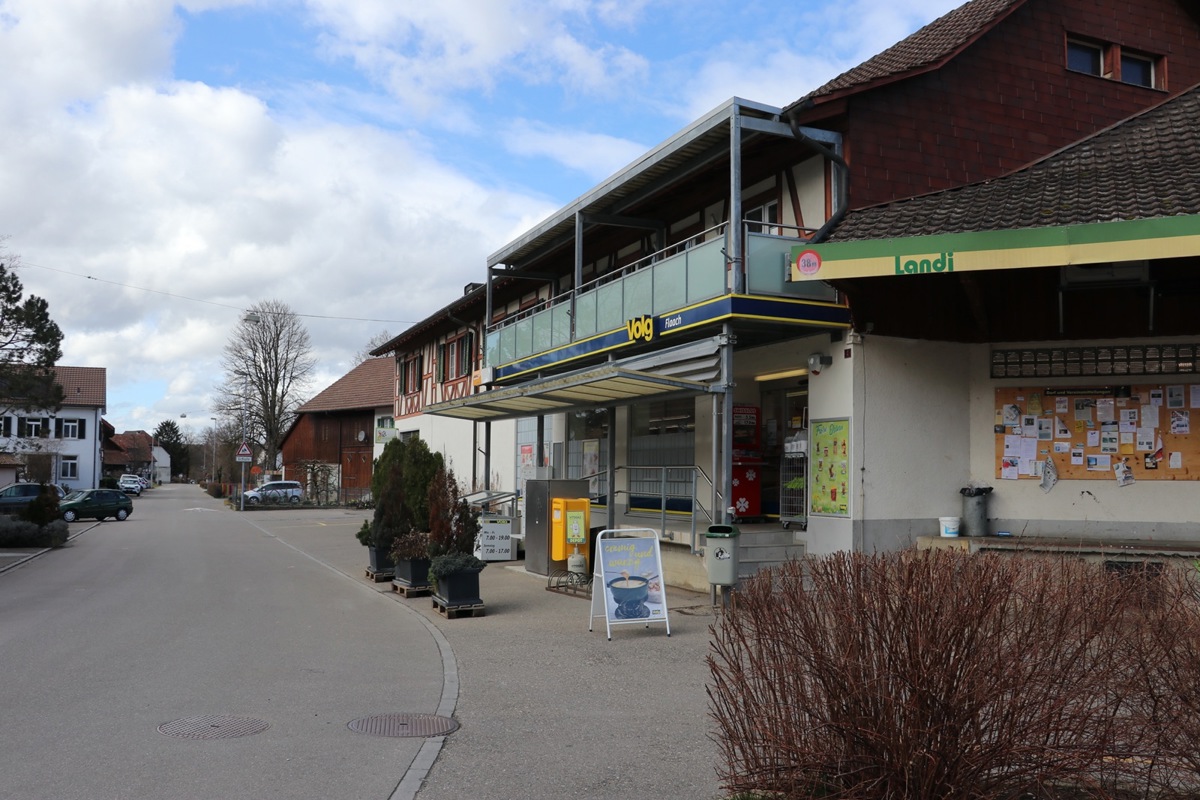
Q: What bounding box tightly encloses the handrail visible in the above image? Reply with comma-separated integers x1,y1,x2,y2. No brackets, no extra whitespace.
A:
485,222,729,337
609,464,720,553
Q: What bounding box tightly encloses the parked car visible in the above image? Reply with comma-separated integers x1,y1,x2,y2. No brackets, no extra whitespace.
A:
60,488,133,522
0,482,67,513
118,475,143,495
243,480,303,505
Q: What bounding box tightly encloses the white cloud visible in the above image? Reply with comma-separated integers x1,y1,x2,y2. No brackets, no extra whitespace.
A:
501,119,647,182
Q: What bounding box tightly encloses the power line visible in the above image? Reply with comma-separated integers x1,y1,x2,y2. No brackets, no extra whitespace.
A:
16,259,418,325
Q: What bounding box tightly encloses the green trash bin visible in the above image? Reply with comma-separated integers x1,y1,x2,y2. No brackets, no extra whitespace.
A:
705,525,741,586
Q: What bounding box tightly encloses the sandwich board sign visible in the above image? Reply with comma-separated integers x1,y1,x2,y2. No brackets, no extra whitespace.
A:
588,528,670,640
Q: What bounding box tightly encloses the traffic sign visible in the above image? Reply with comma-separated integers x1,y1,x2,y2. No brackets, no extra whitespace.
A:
236,442,253,462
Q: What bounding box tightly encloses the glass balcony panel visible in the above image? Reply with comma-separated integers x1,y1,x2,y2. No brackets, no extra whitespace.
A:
653,255,687,314
687,239,727,303
552,303,572,348
498,326,515,365
575,289,597,339
746,232,838,301
531,307,552,354
596,282,624,332
513,317,534,361
624,270,652,319
486,331,500,367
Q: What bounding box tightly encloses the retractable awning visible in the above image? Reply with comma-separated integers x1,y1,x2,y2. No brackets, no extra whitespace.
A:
425,365,721,421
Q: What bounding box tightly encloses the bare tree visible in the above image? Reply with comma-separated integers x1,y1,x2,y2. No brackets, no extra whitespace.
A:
215,300,316,473
353,329,394,365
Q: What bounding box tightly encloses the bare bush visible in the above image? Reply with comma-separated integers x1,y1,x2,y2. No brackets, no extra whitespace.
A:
707,550,1181,800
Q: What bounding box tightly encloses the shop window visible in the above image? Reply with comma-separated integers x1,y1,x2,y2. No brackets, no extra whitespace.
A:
628,399,696,510
567,409,609,495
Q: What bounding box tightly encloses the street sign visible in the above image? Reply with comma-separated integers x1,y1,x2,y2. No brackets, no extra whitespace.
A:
236,442,253,463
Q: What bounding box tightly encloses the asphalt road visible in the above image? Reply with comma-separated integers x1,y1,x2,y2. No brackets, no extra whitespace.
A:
0,485,447,800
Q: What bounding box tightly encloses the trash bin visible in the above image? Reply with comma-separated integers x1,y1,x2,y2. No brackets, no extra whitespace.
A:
705,525,741,586
959,485,994,537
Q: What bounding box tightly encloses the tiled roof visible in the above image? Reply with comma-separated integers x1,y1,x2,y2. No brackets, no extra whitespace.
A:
298,356,395,414
55,366,107,408
826,83,1200,241
785,0,1024,111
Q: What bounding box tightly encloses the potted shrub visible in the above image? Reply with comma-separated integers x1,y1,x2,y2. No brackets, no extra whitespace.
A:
426,465,485,610
356,436,443,580
390,529,432,591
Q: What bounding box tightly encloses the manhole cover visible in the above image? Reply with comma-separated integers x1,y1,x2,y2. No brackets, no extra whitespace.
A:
158,715,271,740
347,713,459,738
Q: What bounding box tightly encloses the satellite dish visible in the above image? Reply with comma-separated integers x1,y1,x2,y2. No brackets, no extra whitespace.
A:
357,430,366,442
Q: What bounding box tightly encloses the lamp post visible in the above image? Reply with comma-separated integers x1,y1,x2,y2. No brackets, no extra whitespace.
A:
239,311,261,512
210,417,217,484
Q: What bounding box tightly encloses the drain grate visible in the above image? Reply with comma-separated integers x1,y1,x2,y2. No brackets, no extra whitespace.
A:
158,715,271,740
347,713,459,738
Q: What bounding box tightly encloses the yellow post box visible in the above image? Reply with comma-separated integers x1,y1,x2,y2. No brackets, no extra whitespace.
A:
551,497,591,566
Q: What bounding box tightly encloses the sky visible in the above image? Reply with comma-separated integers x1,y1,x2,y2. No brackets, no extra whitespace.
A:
0,0,963,438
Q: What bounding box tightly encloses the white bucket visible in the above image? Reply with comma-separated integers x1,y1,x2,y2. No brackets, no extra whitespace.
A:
938,516,961,537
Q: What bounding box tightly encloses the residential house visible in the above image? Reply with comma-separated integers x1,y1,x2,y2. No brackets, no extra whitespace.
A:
279,355,397,504
391,0,1200,588
0,366,107,490
104,429,154,480
370,284,517,497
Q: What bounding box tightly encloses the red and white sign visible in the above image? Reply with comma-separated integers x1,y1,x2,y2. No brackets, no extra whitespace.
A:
795,249,822,276
236,442,253,462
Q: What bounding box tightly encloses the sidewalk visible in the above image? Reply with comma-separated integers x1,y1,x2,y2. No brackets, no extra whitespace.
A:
261,509,727,800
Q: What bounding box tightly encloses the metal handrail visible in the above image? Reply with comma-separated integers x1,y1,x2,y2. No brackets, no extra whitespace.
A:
610,464,720,553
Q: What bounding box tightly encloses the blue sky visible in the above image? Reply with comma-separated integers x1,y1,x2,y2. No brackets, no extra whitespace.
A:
0,0,961,437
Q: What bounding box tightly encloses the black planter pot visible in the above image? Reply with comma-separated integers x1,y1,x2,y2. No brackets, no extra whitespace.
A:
367,545,395,576
393,557,432,589
433,568,483,607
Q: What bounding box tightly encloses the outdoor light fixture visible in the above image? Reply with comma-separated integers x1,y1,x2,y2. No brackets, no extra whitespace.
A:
754,367,809,382
807,353,833,375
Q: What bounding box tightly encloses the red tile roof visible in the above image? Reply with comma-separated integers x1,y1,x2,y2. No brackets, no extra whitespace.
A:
298,356,395,414
785,0,1025,111
55,366,107,408
826,82,1200,241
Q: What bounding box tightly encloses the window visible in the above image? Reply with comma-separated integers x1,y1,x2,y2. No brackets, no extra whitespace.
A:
745,200,780,235
376,416,395,429
1067,39,1103,76
21,418,45,438
401,355,423,394
61,456,78,480
58,418,84,439
1120,52,1154,87
438,333,475,382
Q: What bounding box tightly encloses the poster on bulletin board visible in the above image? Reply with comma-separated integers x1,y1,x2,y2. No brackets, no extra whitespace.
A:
810,418,850,517
994,385,1199,483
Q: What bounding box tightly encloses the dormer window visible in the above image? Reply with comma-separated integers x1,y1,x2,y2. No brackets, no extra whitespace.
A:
1067,35,1163,89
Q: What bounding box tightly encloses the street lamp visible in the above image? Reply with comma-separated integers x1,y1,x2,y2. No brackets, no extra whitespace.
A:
210,417,217,484
239,312,261,511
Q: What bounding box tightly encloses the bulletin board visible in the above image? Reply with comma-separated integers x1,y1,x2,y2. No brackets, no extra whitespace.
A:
993,385,1200,483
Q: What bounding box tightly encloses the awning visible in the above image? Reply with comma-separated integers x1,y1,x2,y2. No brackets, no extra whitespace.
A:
425,365,721,421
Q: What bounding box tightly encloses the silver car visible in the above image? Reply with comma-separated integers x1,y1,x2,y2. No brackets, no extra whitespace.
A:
243,480,303,505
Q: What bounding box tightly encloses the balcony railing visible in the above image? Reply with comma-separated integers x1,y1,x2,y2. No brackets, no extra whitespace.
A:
485,221,838,369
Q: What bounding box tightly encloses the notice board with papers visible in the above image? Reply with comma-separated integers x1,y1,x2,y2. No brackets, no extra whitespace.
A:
993,385,1200,482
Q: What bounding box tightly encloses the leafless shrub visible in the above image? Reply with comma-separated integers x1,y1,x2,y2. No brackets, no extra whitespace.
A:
707,550,1188,800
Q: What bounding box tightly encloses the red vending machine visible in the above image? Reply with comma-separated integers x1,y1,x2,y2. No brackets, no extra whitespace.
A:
731,405,764,521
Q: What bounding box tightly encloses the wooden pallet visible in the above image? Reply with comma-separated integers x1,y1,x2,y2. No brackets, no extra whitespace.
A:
431,596,486,619
365,568,394,583
392,580,431,598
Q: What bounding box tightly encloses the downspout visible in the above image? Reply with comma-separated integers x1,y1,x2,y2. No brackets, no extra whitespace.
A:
729,106,744,293
785,116,849,243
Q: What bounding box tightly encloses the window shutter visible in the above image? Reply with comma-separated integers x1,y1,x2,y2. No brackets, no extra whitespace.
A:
437,343,446,383
56,418,64,438
17,418,26,438
464,331,475,376
417,354,424,391
79,419,87,439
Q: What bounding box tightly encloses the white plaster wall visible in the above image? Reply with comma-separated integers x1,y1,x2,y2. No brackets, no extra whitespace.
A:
793,157,828,230
803,335,856,554
799,335,973,553
969,339,1200,533
399,415,516,493
859,337,972,527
